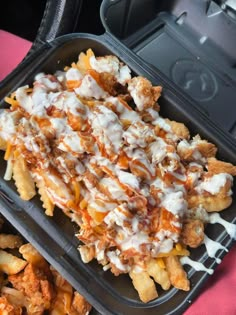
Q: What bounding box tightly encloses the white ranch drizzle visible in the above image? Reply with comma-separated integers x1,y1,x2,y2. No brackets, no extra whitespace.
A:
180,256,214,275
1,52,236,280
196,173,233,195
203,234,228,264
208,213,236,240
182,212,236,274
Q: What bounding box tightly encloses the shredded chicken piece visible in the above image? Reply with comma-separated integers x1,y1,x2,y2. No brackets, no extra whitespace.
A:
181,219,205,248
9,263,54,314
128,76,162,111
0,296,22,315
207,157,236,176
165,119,190,140
70,291,92,315
187,194,232,212
194,136,217,158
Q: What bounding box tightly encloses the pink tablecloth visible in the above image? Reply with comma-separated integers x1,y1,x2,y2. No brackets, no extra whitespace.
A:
0,29,236,315
185,243,236,315
0,30,31,81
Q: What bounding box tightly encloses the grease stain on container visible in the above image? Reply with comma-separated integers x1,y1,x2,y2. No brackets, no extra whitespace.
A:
171,59,218,102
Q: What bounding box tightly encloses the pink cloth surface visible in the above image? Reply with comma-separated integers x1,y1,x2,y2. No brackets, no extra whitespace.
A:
184,243,236,315
0,30,32,81
0,29,236,315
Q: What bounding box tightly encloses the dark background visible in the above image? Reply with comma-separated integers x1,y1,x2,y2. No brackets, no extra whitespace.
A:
0,0,104,41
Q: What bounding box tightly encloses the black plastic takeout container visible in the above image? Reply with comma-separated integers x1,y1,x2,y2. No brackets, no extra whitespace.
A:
100,0,236,138
0,23,236,315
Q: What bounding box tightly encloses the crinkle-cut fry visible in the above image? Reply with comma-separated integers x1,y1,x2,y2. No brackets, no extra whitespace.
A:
12,155,36,201
0,249,27,275
39,171,74,209
146,259,171,291
35,177,55,216
0,234,23,249
187,193,232,212
207,157,236,176
165,119,190,140
129,269,158,303
164,256,190,291
0,136,7,151
19,243,48,269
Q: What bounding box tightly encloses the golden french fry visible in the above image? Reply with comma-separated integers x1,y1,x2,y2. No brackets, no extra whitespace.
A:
78,245,95,263
164,256,190,291
39,171,73,209
4,158,13,181
0,234,23,249
12,155,36,200
157,247,190,258
19,243,47,270
146,259,171,291
129,269,158,303
0,249,27,275
35,177,55,216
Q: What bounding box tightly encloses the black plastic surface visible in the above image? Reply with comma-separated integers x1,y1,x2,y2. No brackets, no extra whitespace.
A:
101,0,236,138
0,33,236,315
31,0,83,52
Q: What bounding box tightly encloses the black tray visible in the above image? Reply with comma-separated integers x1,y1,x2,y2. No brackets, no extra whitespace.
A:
100,0,236,138
0,32,236,315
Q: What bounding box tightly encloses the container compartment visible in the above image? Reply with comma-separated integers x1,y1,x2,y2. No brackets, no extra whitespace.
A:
0,212,99,315
0,33,236,315
101,0,236,136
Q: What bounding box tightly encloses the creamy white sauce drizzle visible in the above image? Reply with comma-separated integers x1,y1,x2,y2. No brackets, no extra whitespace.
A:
66,67,83,81
180,256,214,275
75,74,108,99
1,51,236,279
160,191,187,216
209,213,236,240
203,234,228,264
196,173,233,195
